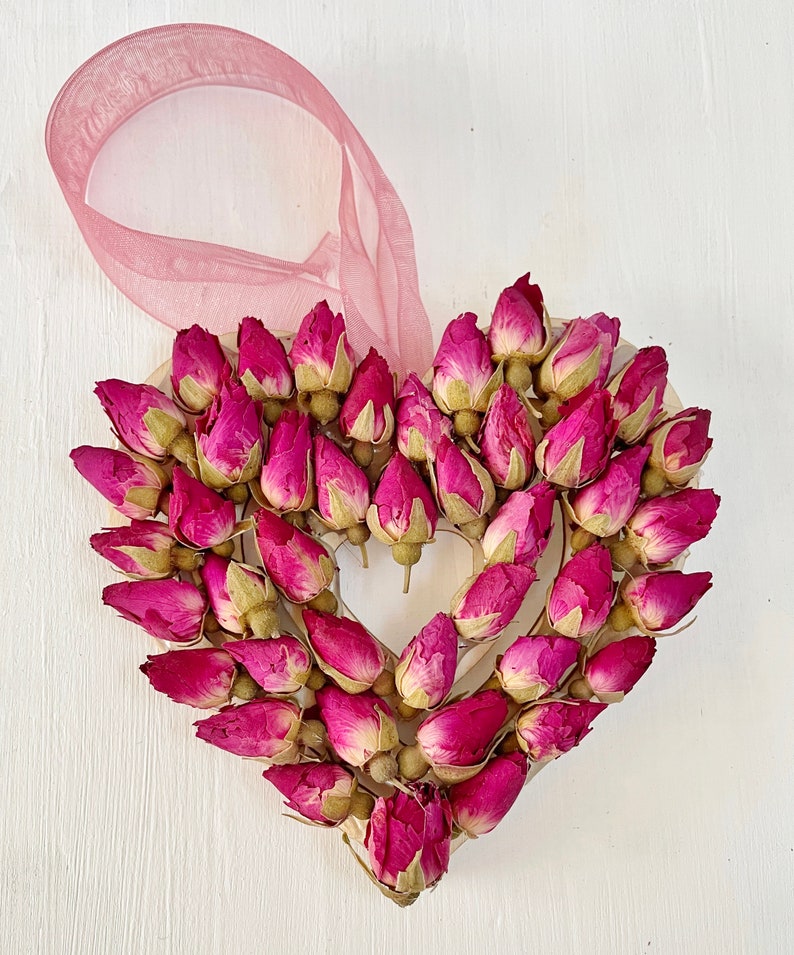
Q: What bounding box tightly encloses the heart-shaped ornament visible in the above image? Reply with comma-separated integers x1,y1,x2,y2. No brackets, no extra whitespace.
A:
72,278,719,905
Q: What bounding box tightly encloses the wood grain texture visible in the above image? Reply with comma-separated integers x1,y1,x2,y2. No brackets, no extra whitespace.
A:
2,1,793,953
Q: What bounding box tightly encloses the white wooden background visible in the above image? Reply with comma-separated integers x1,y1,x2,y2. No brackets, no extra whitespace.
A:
3,2,793,953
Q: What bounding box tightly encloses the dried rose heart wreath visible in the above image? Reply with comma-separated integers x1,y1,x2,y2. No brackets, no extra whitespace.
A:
72,276,719,905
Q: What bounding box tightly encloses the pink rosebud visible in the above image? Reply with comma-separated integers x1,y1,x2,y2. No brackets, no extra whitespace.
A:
94,379,187,460
289,300,355,394
168,467,237,549
432,312,502,415
497,634,580,703
140,647,236,708
448,752,528,837
263,762,356,826
488,273,550,364
415,690,509,779
566,445,651,537
625,487,720,565
303,610,386,694
646,407,713,487
254,508,335,603
535,388,618,488
339,348,395,444
366,453,437,550
395,612,459,710
433,436,495,529
225,636,312,695
70,446,168,520
365,782,452,893
171,324,232,412
195,381,264,489
102,578,207,643
620,570,713,633
547,543,615,639
536,313,620,402
481,481,556,566
583,636,656,702
259,410,314,511
315,686,399,768
516,699,607,762
195,698,301,761
395,372,453,462
606,346,668,444
237,316,294,402
450,563,537,642
90,519,174,579
313,435,370,531
199,554,278,636
479,385,536,489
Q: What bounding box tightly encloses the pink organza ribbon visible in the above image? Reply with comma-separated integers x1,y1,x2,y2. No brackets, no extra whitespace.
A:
45,23,434,378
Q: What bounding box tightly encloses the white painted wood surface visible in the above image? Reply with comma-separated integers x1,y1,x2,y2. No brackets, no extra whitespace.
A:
2,2,793,952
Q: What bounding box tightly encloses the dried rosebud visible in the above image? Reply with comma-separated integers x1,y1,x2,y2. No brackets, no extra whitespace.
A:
90,519,175,579
339,348,395,444
515,699,607,762
646,407,713,487
606,346,668,444
565,445,650,537
195,381,264,489
303,610,386,694
168,467,237,549
94,379,187,460
497,634,580,703
199,553,278,636
488,273,550,365
225,636,312,694
171,324,232,412
102,578,207,643
365,782,452,894
253,508,335,603
70,446,168,520
289,300,355,394
395,372,453,462
448,752,528,837
263,762,356,826
194,698,301,761
259,410,314,511
535,313,620,402
415,690,509,781
481,481,556,567
237,316,294,402
366,453,437,568
535,388,618,488
624,488,721,565
395,612,459,710
315,686,399,768
140,647,236,708
547,544,615,639
433,436,495,530
582,636,656,702
450,563,537,642
620,570,713,633
432,312,503,421
479,384,536,489
313,435,370,531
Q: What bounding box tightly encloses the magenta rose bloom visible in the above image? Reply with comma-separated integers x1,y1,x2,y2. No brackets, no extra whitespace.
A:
415,690,509,778
313,435,370,531
395,612,459,710
481,481,556,566
448,752,528,837
315,686,399,768
606,345,669,444
194,698,301,762
624,487,720,565
646,407,713,487
263,762,356,826
339,347,395,444
497,634,580,703
432,312,502,415
168,467,237,549
171,324,231,412
199,553,278,637
365,782,453,893
102,578,207,643
195,380,264,489
94,379,187,460
259,410,314,511
488,272,549,365
90,519,175,579
582,635,657,702
566,445,650,537
536,313,620,402
366,453,437,547
479,384,536,489
140,647,236,708
254,508,335,603
237,316,294,402
547,543,615,639
620,570,713,633
395,372,453,463
433,435,495,530
289,300,355,394
516,699,607,762
535,388,618,488
225,636,311,695
71,446,168,520
450,563,537,642
303,610,386,694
